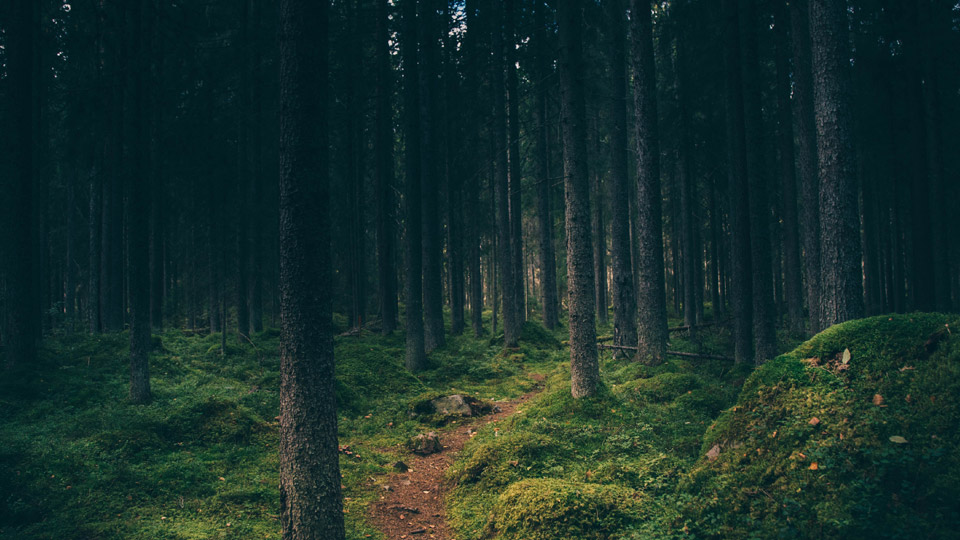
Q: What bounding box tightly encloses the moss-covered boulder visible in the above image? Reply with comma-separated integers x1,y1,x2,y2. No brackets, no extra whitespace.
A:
488,478,648,540
681,313,960,539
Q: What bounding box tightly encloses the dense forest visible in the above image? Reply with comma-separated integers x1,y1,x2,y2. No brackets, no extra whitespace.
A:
2,0,959,539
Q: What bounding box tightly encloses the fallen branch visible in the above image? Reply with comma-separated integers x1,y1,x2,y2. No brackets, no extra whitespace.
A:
596,343,734,362
668,318,732,332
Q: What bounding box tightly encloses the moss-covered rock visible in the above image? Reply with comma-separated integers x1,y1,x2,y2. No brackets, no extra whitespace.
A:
680,313,960,539
488,478,648,540
621,372,703,403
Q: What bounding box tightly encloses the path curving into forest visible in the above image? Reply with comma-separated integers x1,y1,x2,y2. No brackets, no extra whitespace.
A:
370,374,546,539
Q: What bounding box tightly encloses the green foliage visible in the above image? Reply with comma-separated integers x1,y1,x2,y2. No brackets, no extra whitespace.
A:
488,478,648,540
680,314,960,539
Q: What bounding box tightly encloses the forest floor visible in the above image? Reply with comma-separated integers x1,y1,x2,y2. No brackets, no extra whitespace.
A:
3,311,957,539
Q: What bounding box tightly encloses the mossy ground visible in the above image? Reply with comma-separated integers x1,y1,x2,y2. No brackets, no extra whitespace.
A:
0,311,553,540
4,311,957,539
448,313,960,540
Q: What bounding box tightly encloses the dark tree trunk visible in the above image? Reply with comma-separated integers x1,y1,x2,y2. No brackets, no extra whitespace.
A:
708,175,723,316
739,0,776,363
127,0,152,404
605,0,636,349
403,0,428,371
464,0,485,338
774,0,804,336
558,0,599,397
534,1,559,331
629,0,668,364
89,162,102,333
346,0,367,332
235,0,252,339
443,16,465,336
505,0,525,326
675,22,697,334
590,118,608,326
4,0,38,367
420,0,446,352
375,0,398,335
811,0,864,327
723,0,754,364
277,0,345,538
66,169,77,323
790,0,821,334
492,0,520,348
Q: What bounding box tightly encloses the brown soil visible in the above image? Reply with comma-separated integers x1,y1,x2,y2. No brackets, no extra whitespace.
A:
370,374,546,540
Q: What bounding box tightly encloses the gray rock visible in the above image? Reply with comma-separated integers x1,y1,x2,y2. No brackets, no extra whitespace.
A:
410,432,442,455
430,394,474,417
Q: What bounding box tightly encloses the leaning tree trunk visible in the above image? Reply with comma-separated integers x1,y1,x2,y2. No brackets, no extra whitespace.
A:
558,0,600,397
629,0,668,364
277,0,345,538
810,0,864,327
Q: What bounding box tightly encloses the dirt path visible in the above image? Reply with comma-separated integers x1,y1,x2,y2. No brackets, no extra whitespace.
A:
370,375,545,540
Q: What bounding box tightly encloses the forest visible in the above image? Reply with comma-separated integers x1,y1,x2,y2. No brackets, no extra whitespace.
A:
1,0,959,538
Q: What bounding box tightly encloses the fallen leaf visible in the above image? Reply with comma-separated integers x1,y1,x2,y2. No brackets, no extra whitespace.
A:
872,394,884,406
889,435,908,444
706,444,721,461
809,462,819,470
809,417,821,426
842,348,851,365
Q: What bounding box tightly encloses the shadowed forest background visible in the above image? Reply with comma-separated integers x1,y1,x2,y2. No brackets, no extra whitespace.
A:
2,0,960,539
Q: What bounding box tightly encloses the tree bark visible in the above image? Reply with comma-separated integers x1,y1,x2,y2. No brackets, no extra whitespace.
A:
534,0,559,331
376,0,399,335
790,0,821,334
629,0,668,364
559,0,600,397
739,0,777,363
403,0,428,371
723,0,753,364
811,0,864,327
492,0,520,348
774,0,804,336
277,0,345,537
506,0,525,326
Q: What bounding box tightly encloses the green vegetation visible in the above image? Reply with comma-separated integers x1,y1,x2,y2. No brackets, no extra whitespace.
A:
448,313,960,539
3,313,958,539
0,314,553,540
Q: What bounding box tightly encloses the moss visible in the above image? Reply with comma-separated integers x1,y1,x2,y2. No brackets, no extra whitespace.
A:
488,478,648,540
451,431,568,488
621,372,704,403
680,314,960,539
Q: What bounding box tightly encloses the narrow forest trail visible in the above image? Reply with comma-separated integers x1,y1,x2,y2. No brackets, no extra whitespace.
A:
370,374,546,539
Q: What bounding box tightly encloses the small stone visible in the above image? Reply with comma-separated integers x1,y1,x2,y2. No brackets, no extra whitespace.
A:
409,432,442,455
393,461,410,472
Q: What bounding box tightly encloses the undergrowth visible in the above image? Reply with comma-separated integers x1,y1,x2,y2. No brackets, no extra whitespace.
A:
0,312,554,540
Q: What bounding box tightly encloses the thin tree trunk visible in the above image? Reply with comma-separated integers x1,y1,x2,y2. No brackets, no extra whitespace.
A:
505,0,525,326
774,0,804,336
790,0,820,334
534,0,559,331
492,0,520,348
723,0,753,364
277,0,345,537
559,0,599,397
403,0,428,371
375,0,398,335
739,0,776,363
590,117,608,326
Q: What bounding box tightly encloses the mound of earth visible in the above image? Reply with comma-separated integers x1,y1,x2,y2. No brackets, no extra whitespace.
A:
681,313,960,539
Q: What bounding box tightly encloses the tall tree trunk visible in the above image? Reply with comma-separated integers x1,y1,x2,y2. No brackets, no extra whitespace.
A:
590,117,608,326
443,17,465,336
464,0,485,338
375,0,398,335
421,0,446,352
675,21,698,334
790,0,820,334
774,0,804,336
723,0,754,364
739,0,776,363
630,0,668,364
4,0,38,367
235,0,252,339
403,0,428,371
127,0,152,404
534,1,559,331
505,0,525,326
606,0,636,349
811,0,863,327
558,0,599,397
492,0,520,348
277,0,345,537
